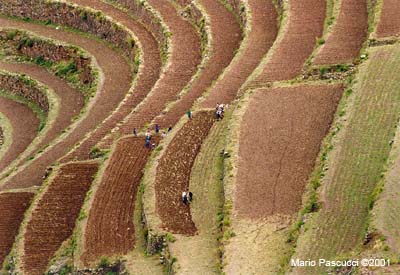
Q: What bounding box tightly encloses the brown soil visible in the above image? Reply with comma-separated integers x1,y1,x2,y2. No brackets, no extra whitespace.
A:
22,162,99,275
154,0,242,127
0,191,34,264
99,0,201,148
0,17,132,191
60,0,162,162
0,62,85,163
313,0,368,65
253,0,326,84
0,96,39,171
82,137,157,264
155,111,215,235
200,0,278,107
376,0,400,38
236,85,343,219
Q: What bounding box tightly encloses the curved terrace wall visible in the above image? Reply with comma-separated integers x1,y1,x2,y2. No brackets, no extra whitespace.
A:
0,0,138,61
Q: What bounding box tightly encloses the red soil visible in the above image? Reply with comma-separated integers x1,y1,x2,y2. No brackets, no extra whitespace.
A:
0,18,132,191
313,0,368,65
60,0,161,162
201,0,278,107
236,85,343,219
82,137,157,264
376,0,400,38
155,111,215,235
154,0,242,127
252,0,326,84
0,96,39,171
0,62,84,162
99,0,201,148
22,162,98,275
0,191,33,264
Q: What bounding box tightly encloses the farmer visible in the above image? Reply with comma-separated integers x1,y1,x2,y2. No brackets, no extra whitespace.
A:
161,131,167,138
155,124,160,134
188,191,193,202
132,128,137,137
182,191,188,205
187,109,192,119
145,138,150,148
168,126,173,132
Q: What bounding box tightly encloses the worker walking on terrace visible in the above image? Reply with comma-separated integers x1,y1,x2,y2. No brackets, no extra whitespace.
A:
182,191,188,205
187,109,192,119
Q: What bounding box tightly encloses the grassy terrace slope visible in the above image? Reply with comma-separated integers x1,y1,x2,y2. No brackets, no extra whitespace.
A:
291,44,400,274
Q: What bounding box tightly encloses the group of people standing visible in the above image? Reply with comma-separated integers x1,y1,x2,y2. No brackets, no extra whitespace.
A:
132,124,173,148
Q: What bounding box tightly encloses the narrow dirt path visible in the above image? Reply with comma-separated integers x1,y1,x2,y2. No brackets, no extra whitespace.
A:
236,85,343,218
0,17,132,191
82,137,157,264
252,0,325,84
154,0,242,127
22,161,99,275
155,111,214,235
0,62,84,162
376,0,400,38
0,96,39,171
99,0,201,147
313,0,368,65
201,0,278,107
60,0,162,162
0,191,34,265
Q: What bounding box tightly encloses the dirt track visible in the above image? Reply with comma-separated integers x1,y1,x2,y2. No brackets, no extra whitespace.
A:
154,0,242,127
60,0,161,161
236,85,343,219
0,191,33,264
155,111,214,235
253,0,325,83
99,0,201,148
376,0,400,38
200,0,278,107
82,137,156,264
0,62,84,163
313,0,368,65
0,17,132,191
22,162,98,275
0,96,39,171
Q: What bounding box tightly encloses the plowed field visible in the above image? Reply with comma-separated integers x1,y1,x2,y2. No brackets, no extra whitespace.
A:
155,111,214,235
313,0,368,65
82,137,157,264
0,96,39,171
376,0,400,38
236,85,343,218
22,162,98,275
253,0,325,83
0,191,33,264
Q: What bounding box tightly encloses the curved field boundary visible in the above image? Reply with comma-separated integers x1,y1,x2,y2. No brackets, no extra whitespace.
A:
0,96,39,172
0,62,84,165
291,44,400,274
200,0,278,107
0,191,34,265
250,0,326,84
0,17,131,191
154,111,214,235
20,161,99,275
236,84,343,218
0,112,12,162
313,0,368,65
376,0,400,38
153,0,242,127
82,137,157,264
60,0,162,162
98,0,201,148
